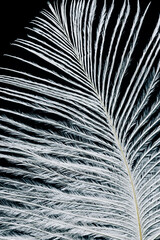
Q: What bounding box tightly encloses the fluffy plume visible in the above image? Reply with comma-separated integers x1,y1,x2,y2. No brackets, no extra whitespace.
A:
0,0,159,239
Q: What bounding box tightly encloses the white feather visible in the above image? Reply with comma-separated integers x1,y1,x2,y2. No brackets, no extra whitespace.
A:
0,0,159,239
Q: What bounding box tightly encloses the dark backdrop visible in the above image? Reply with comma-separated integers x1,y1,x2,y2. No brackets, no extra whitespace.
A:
0,0,159,62
0,0,159,177
0,0,47,62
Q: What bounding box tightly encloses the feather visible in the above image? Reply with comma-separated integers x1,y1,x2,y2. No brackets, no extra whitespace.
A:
0,0,159,239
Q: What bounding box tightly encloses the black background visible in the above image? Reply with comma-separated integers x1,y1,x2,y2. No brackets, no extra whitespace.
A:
0,0,159,63
0,0,47,63
0,0,159,180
